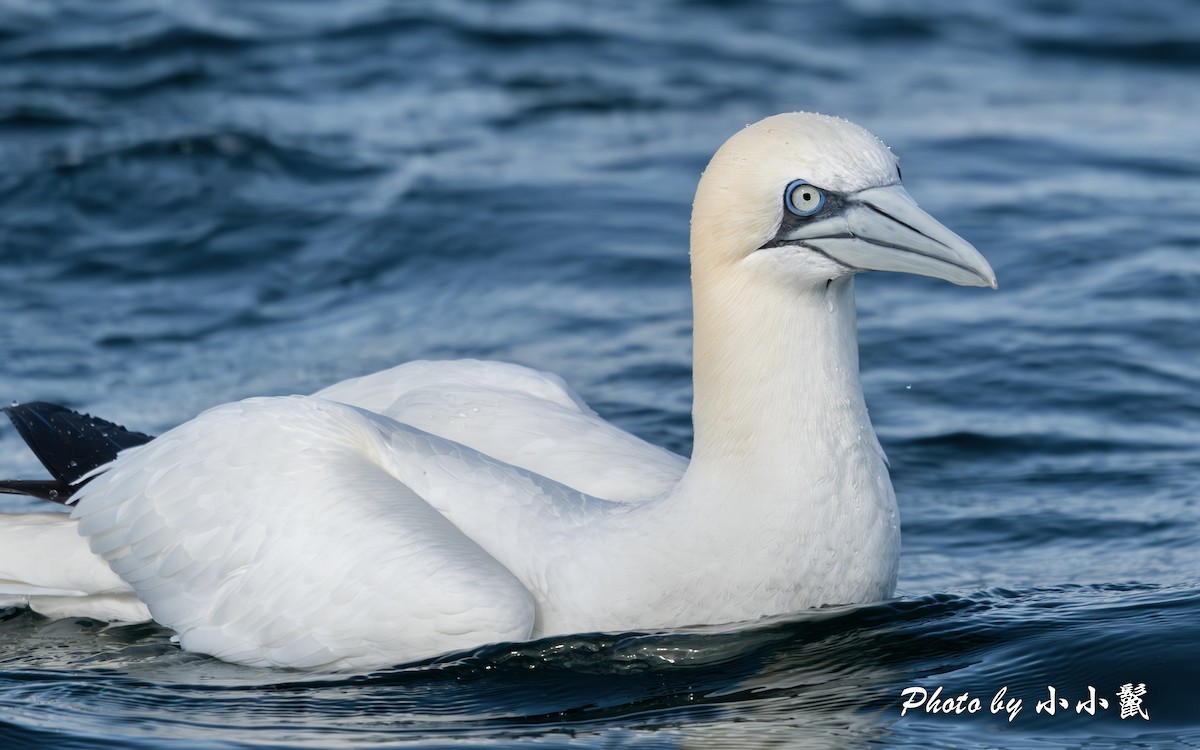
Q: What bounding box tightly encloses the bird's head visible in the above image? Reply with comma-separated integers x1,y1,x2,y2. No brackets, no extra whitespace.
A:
690,112,996,291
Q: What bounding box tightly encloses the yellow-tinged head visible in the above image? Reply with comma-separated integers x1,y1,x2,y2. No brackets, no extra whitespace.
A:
691,112,996,290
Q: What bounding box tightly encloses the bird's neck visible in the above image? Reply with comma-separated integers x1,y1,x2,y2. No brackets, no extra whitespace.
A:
685,269,879,498
626,263,900,616
545,263,900,631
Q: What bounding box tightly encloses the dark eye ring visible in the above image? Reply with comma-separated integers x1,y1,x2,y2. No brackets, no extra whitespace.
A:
785,180,825,217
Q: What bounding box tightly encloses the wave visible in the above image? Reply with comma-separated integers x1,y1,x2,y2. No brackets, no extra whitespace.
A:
2,583,1195,747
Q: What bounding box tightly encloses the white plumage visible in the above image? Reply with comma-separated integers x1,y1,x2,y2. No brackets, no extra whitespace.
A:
315,360,687,502
0,113,995,669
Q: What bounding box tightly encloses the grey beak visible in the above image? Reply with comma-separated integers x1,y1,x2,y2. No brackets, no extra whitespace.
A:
781,184,997,288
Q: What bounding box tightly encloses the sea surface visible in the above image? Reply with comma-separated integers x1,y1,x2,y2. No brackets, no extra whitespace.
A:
1,0,1197,747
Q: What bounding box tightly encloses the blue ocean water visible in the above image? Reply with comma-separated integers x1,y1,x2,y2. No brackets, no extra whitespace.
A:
1,0,1197,747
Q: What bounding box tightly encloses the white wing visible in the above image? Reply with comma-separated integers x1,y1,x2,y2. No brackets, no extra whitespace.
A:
314,359,594,413
48,360,687,669
315,360,687,502
71,396,547,670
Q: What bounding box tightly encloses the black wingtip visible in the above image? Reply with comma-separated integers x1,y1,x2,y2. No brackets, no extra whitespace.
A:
1,402,155,502
0,479,73,504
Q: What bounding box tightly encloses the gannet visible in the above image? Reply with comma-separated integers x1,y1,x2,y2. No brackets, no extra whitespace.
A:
0,113,995,670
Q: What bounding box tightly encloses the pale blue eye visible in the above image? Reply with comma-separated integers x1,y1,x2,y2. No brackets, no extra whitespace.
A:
785,180,825,216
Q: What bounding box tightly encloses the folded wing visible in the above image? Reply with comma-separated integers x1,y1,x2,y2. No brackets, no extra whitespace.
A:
71,396,538,670
315,360,687,502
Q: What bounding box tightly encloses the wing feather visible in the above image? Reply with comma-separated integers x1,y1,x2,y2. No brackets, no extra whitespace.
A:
316,360,687,502
314,359,593,414
71,396,537,669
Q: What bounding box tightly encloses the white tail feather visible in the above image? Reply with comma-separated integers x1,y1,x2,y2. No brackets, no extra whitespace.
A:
0,512,150,622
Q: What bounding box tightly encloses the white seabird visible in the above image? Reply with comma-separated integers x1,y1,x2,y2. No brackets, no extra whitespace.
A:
0,113,995,670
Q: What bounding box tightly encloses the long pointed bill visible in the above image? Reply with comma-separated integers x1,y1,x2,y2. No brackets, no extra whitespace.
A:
781,184,997,288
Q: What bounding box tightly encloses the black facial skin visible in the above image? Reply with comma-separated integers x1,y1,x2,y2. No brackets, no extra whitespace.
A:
758,185,850,251
754,183,861,281
757,173,915,281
